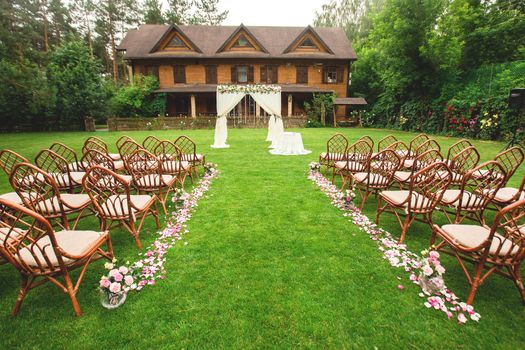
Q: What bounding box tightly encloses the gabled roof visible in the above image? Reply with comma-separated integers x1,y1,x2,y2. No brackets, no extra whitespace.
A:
118,25,357,60
215,24,269,53
149,25,203,53
283,25,334,55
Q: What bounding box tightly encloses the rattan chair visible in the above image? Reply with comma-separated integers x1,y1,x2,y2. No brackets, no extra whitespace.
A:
377,162,452,242
447,146,480,186
50,142,86,172
393,149,443,189
352,149,401,210
430,197,525,305
154,140,190,188
81,149,127,173
319,133,348,181
174,136,205,177
116,135,135,150
403,139,440,169
35,149,85,193
0,198,113,316
11,163,92,230
357,135,374,149
491,175,525,208
142,135,162,153
84,137,120,161
124,149,177,214
335,139,373,189
406,133,430,159
446,139,473,164
118,139,144,163
439,161,506,225
0,149,29,205
376,135,398,154
83,166,160,249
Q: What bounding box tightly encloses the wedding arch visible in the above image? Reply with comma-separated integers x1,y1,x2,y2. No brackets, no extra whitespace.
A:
211,84,284,148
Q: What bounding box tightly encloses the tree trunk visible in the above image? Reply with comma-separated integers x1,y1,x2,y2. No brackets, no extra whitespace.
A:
110,31,118,82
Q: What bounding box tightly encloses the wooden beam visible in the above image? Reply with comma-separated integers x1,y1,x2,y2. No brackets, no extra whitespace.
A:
190,95,196,118
287,94,293,117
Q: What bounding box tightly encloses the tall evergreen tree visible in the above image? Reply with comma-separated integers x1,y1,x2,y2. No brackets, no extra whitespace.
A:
143,0,165,24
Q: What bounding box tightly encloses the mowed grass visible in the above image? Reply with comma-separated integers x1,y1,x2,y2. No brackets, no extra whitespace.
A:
0,128,524,349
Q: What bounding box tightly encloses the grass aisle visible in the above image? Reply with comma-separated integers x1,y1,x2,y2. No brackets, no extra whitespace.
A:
0,128,523,349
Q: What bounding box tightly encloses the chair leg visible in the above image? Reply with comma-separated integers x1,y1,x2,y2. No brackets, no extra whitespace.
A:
375,197,382,225
63,271,82,316
129,220,142,250
399,214,412,243
510,263,525,304
466,261,485,305
12,275,32,316
152,201,161,230
359,190,369,211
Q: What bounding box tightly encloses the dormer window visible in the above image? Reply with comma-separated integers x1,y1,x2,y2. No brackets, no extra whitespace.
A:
299,37,316,48
167,35,185,48
233,35,253,48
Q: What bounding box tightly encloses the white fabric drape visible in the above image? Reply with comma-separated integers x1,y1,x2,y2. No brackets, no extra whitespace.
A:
211,92,245,148
266,116,276,141
249,92,282,144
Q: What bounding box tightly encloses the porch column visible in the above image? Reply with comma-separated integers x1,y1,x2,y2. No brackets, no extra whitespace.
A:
190,94,196,118
127,65,134,84
255,102,261,117
287,94,293,117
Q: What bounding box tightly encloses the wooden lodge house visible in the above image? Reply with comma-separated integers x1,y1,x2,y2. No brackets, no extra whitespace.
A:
117,24,363,123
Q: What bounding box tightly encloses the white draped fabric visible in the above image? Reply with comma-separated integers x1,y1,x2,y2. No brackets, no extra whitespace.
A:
266,116,276,141
249,92,282,145
211,92,244,148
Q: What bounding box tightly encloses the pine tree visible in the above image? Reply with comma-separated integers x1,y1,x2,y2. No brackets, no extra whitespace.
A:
192,0,228,25
144,0,165,24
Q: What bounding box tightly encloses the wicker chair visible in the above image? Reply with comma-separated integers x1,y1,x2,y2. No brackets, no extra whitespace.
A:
116,135,135,150
430,197,525,305
376,135,398,154
439,161,506,225
393,149,443,189
35,149,85,193
335,139,373,190
174,136,206,177
357,135,374,149
403,139,440,169
83,166,160,249
0,198,113,316
447,146,480,186
81,149,127,173
84,137,120,161
118,139,144,163
446,139,473,164
0,149,29,205
377,161,452,242
124,149,177,214
491,175,525,208
319,133,348,181
352,149,401,210
50,142,86,172
406,133,430,159
11,163,92,230
154,140,190,188
142,135,162,153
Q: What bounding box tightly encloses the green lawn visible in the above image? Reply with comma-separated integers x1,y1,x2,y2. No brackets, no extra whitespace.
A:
0,128,524,349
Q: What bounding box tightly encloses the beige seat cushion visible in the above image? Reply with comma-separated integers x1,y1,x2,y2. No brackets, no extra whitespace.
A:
181,153,204,162
320,152,345,161
68,161,88,171
334,161,366,171
437,170,462,183
0,227,25,245
353,172,386,185
441,189,484,209
50,172,85,187
135,174,175,188
35,194,91,214
113,161,125,171
109,153,121,161
394,171,411,182
0,192,23,205
403,159,415,168
381,190,432,209
101,194,153,217
161,160,191,172
493,187,524,204
17,230,105,267
128,160,158,171
441,224,519,257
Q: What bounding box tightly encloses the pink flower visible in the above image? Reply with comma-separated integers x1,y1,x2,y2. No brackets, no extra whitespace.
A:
435,264,446,274
108,269,120,278
119,266,129,274
109,282,121,293
99,278,110,289
397,284,404,290
429,251,440,259
114,272,123,282
124,275,134,286
422,265,433,276
457,313,467,324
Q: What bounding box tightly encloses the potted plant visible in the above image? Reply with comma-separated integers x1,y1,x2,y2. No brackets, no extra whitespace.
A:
99,260,136,309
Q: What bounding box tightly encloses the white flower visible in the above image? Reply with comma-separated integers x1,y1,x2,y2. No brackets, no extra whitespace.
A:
104,262,114,270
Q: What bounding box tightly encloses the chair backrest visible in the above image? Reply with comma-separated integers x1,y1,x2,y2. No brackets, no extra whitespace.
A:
85,136,107,149
494,147,524,184
357,136,374,149
409,162,452,214
81,149,116,172
124,149,162,188
0,149,28,177
49,142,78,166
449,146,480,175
0,198,66,274
116,135,134,150
325,133,348,159
414,139,440,158
408,133,430,155
118,140,143,161
458,161,507,213
82,139,108,156
446,139,473,161
174,135,197,157
377,135,398,152
413,149,443,171
83,166,132,221
484,197,525,262
367,149,401,188
10,163,67,221
143,136,162,153
34,149,75,191
385,140,409,161
347,139,373,163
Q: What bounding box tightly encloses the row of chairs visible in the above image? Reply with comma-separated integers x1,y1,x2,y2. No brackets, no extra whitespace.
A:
0,134,206,316
319,133,525,305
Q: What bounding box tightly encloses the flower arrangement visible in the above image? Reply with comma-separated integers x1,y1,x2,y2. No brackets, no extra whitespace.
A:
417,249,445,294
172,188,190,206
204,162,218,175
99,259,138,309
309,162,321,171
344,188,356,207
307,166,480,324
217,84,281,94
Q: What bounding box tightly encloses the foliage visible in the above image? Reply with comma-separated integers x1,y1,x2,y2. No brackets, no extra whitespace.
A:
304,93,335,127
109,75,166,117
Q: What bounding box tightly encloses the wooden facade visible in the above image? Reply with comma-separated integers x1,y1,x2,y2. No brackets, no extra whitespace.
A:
118,24,358,120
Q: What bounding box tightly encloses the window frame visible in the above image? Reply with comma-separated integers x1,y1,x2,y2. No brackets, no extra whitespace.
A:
324,66,338,84
237,65,248,83
173,65,186,84
296,66,308,84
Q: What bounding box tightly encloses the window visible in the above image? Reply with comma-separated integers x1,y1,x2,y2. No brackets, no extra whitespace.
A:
173,65,186,84
260,65,278,84
299,37,316,48
324,66,337,84
296,66,308,84
237,66,248,83
205,65,217,84
232,34,253,48
144,65,159,80
167,35,185,48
